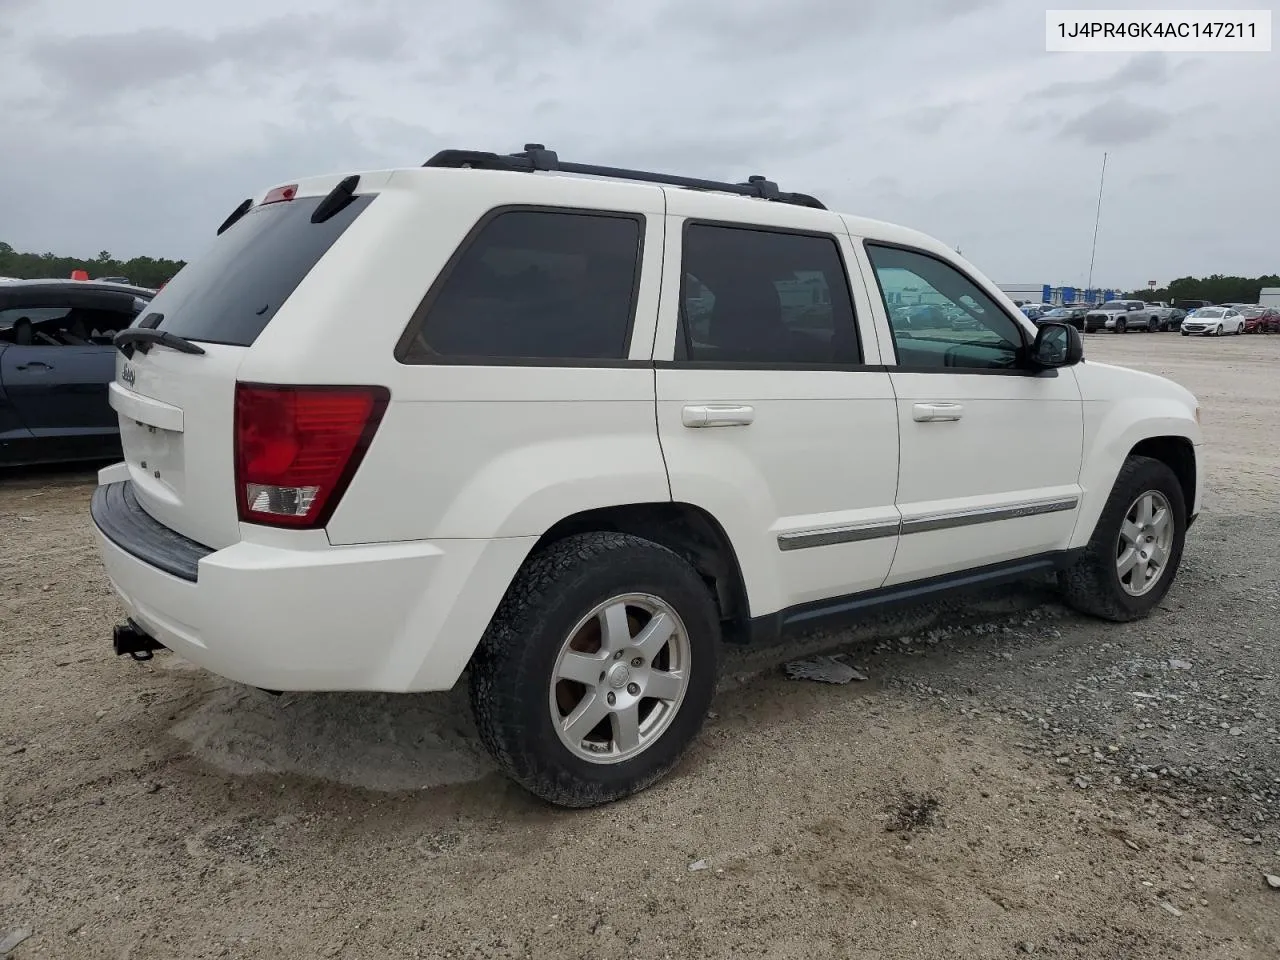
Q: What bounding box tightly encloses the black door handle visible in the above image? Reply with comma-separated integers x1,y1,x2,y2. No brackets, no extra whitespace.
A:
16,361,53,371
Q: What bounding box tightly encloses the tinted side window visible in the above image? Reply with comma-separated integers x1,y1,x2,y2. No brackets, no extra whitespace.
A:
865,244,1024,371
405,210,643,362
680,225,860,364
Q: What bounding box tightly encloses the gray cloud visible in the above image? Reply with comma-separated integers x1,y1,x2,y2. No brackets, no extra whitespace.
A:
672,0,1003,56
30,14,409,106
1032,52,1186,99
0,0,1276,287
1007,109,1064,134
35,27,215,96
1059,98,1175,146
0,113,440,259
901,104,964,136
1130,171,1177,188
0,0,35,38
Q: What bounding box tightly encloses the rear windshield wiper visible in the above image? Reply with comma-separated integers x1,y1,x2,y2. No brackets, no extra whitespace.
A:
217,198,253,235
311,175,360,224
114,328,206,358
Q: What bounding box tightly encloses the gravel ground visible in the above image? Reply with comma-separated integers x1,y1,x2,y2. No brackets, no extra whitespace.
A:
2,333,1279,958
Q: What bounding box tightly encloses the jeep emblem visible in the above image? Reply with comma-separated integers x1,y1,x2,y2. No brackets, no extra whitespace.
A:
121,365,136,387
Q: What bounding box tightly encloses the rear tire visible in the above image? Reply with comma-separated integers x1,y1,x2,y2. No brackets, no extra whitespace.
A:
1058,456,1187,622
469,532,719,808
1147,318,1158,332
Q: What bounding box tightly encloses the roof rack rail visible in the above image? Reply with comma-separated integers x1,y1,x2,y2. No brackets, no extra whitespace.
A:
423,143,826,210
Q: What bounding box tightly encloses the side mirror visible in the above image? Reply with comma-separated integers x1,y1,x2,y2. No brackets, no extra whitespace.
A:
1030,321,1083,369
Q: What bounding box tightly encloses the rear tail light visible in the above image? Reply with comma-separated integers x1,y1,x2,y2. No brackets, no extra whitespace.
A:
233,383,389,529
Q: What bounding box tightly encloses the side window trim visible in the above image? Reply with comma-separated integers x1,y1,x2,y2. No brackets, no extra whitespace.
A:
862,239,1038,375
672,217,869,370
394,203,648,367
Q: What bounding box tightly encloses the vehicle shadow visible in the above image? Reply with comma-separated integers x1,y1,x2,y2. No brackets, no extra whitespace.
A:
0,460,108,489
165,580,1060,795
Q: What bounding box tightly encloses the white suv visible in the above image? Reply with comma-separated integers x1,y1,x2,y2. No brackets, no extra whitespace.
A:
92,145,1203,807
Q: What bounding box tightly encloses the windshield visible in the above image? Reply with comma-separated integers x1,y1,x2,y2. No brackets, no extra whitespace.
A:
1193,308,1225,318
143,193,375,347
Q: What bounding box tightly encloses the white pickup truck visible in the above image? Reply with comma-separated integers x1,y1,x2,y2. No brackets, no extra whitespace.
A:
1085,300,1174,334
90,144,1204,806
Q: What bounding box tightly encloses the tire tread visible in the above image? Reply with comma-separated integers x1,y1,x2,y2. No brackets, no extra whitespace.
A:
469,531,717,807
1059,455,1186,622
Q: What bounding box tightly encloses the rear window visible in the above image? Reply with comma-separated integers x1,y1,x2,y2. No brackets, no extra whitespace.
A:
147,194,374,347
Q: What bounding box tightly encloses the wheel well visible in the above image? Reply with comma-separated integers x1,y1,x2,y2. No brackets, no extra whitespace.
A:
534,503,751,641
1129,436,1196,511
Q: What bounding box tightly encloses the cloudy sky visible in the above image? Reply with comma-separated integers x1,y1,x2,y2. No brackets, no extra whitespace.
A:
1,0,1275,289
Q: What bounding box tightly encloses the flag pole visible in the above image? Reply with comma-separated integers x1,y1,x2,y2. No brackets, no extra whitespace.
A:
1086,152,1108,297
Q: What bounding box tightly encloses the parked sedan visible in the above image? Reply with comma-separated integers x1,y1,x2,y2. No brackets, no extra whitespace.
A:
0,279,154,466
1241,305,1280,333
1180,306,1246,337
1038,305,1088,329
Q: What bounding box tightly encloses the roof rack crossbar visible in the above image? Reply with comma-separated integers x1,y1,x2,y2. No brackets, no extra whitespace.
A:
422,144,826,210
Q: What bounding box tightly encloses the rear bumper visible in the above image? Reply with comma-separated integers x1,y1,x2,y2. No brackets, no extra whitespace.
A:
92,477,536,692
91,481,211,582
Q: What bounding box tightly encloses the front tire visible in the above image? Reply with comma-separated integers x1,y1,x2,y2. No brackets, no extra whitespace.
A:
1116,318,1127,334
1059,456,1187,622
469,532,719,807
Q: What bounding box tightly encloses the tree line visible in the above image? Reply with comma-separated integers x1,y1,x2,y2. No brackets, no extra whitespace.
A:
1122,274,1280,305
0,241,185,290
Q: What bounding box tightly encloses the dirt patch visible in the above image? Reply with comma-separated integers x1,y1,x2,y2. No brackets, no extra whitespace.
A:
886,790,944,832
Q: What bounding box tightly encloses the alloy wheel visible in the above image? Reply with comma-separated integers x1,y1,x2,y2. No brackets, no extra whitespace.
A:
548,594,692,765
1116,490,1174,597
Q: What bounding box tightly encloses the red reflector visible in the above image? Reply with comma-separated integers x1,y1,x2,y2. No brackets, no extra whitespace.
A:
233,384,389,529
70,269,89,281
262,184,298,204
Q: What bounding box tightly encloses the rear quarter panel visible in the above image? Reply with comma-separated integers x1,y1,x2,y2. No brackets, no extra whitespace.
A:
232,168,674,545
